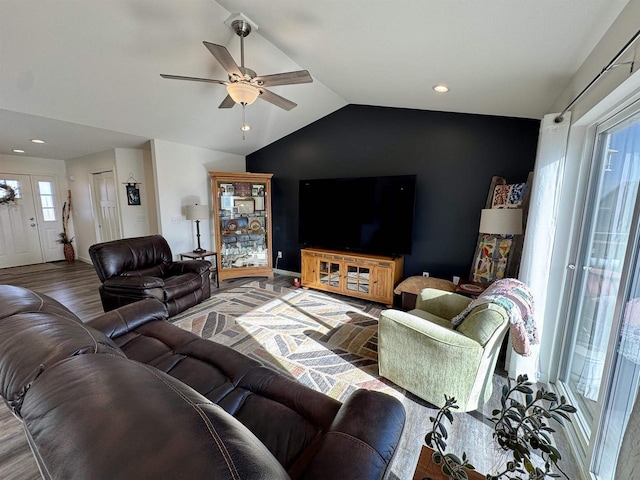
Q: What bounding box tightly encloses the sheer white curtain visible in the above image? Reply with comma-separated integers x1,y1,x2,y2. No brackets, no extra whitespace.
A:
508,112,571,379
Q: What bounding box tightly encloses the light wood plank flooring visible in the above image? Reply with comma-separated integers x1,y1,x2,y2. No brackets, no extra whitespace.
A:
0,260,582,479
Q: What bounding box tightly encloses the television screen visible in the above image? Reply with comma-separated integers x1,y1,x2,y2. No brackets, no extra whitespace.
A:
299,175,417,256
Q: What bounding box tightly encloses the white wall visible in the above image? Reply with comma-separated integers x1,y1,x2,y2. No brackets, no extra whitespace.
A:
150,139,245,258
114,147,153,238
551,1,640,123
65,150,117,263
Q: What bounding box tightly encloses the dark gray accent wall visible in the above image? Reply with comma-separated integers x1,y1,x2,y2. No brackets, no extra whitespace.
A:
247,104,539,281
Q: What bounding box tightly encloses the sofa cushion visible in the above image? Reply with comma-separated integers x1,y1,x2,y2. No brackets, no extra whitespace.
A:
22,354,290,480
102,318,343,470
0,285,124,416
455,303,508,346
89,234,173,281
163,272,205,300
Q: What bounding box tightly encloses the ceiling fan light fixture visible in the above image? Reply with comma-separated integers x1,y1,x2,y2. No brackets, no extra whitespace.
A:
227,82,259,105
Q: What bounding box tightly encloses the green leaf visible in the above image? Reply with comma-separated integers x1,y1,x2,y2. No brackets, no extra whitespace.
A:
524,457,535,474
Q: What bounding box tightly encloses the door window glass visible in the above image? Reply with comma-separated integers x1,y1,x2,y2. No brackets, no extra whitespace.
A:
37,181,56,221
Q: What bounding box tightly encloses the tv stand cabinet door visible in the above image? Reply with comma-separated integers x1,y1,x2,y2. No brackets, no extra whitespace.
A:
371,265,394,304
301,250,342,292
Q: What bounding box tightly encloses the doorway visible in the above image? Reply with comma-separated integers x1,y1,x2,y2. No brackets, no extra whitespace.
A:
558,104,640,479
0,174,63,268
91,170,122,243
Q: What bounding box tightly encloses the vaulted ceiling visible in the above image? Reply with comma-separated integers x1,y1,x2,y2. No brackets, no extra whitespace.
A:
0,0,630,160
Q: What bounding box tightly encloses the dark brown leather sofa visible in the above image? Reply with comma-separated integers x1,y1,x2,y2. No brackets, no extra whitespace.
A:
0,285,405,480
89,234,211,316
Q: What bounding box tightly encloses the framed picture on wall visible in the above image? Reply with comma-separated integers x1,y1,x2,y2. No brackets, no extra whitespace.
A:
126,185,141,205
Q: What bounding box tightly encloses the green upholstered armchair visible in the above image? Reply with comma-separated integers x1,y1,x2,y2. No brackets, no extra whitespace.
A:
378,288,510,412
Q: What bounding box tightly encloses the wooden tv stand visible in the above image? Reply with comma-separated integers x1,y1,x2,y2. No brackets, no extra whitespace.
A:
300,248,404,306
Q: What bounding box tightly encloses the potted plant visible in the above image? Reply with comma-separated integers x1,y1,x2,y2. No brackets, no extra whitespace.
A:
425,374,577,480
57,190,75,262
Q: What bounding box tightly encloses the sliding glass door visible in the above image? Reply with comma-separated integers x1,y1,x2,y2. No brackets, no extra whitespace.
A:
559,106,640,479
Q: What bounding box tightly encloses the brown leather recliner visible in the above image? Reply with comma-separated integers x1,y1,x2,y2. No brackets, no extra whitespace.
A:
89,234,211,316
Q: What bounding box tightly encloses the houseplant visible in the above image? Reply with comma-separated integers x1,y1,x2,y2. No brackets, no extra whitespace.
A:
425,374,577,480
57,190,74,261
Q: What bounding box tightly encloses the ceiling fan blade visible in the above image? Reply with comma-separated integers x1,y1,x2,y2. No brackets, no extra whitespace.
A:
257,88,297,111
253,70,313,87
218,95,236,109
203,41,243,78
160,74,228,85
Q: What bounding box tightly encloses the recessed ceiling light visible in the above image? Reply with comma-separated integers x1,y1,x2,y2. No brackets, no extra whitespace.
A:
30,139,45,144
433,84,449,93
12,149,25,153
241,124,251,132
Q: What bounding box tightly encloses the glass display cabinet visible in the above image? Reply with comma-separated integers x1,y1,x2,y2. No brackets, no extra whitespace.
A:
210,171,273,281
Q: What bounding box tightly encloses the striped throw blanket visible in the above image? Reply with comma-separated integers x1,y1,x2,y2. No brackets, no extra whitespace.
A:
452,278,538,356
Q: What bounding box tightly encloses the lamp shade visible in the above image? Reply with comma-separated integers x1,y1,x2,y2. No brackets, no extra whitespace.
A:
186,204,209,221
479,208,523,235
226,82,259,105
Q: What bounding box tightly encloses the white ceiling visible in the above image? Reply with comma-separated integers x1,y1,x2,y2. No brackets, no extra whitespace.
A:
0,0,630,161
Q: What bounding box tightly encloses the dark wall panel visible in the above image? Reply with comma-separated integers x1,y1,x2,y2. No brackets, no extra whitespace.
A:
247,104,539,281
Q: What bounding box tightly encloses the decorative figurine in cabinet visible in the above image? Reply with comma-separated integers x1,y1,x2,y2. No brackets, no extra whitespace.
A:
210,171,273,281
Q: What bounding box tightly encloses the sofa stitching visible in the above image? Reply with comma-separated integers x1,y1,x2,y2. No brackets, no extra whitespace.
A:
14,295,101,353
324,431,386,463
136,362,241,480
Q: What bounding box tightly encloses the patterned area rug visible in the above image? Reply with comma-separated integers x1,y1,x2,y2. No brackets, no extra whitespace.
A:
171,281,404,401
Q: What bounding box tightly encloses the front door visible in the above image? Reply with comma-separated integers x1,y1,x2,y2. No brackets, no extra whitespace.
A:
0,174,44,268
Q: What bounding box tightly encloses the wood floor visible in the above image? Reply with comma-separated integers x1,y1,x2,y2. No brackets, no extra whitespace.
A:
0,260,582,479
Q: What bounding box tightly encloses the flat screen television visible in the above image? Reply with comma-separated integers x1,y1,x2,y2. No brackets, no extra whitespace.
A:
299,175,417,256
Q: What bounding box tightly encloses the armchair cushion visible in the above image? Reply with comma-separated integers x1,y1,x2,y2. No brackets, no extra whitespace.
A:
456,303,508,347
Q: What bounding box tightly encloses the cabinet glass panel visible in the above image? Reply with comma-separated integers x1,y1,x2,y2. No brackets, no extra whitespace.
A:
346,265,370,293
217,180,268,270
319,261,340,287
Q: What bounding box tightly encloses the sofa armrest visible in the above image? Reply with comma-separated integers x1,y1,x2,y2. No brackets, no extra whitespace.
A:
103,275,164,290
167,260,211,276
415,288,471,320
86,299,168,339
299,389,405,480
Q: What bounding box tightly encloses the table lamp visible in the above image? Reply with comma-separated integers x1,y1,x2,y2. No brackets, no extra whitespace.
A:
186,204,209,253
479,208,523,235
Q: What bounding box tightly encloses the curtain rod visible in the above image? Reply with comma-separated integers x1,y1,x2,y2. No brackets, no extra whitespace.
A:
555,28,640,123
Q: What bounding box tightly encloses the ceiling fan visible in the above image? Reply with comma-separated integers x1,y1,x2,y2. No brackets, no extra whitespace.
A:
160,14,313,111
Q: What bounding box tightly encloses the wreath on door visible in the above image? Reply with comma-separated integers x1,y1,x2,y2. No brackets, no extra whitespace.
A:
0,184,16,205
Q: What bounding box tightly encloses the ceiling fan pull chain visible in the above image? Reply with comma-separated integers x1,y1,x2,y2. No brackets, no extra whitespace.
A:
241,105,250,140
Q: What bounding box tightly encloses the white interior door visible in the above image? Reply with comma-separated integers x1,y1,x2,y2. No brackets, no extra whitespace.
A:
92,171,121,242
0,174,44,268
